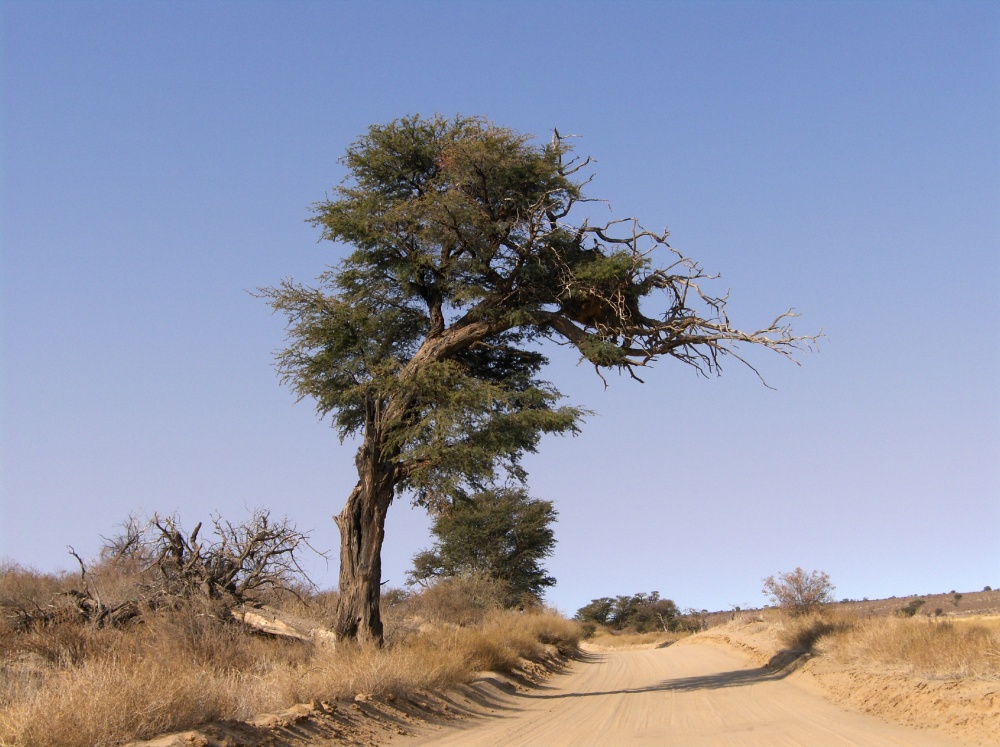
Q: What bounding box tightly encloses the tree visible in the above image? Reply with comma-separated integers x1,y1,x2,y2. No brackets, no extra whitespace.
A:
762,567,835,616
575,597,615,627
262,115,817,643
575,591,682,632
407,487,556,606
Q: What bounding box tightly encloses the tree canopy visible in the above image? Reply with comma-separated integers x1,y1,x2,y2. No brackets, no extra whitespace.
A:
576,591,684,633
408,487,557,606
261,114,816,642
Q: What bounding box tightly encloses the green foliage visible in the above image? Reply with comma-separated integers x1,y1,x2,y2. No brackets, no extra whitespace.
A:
897,598,926,617
260,114,816,640
575,591,683,633
262,114,813,511
260,115,597,507
407,488,556,606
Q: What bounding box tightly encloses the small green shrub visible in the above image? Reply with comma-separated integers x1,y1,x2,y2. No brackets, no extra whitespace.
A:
897,599,926,617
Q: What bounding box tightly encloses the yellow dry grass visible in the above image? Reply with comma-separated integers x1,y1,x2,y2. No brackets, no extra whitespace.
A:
774,610,1000,680
826,615,1000,679
0,608,580,747
948,614,1000,630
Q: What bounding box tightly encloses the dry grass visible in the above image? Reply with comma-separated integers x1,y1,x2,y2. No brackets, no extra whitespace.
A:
771,609,1000,680
778,612,854,653
0,567,580,747
949,614,1000,631
403,572,509,626
825,615,1000,679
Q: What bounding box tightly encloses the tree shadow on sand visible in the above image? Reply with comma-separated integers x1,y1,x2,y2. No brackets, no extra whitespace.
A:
525,650,806,701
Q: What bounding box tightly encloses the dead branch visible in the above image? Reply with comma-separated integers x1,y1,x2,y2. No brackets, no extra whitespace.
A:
140,509,324,604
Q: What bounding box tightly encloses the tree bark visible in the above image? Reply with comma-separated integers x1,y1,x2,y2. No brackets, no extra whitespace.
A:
333,435,396,645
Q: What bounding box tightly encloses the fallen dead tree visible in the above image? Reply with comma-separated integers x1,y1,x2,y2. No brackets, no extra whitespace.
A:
12,509,326,632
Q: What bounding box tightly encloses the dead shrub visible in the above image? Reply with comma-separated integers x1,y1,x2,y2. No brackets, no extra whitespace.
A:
762,567,835,616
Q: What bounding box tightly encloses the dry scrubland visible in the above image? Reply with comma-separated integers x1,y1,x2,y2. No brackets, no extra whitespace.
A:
0,563,579,747
783,611,1000,679
3,559,998,747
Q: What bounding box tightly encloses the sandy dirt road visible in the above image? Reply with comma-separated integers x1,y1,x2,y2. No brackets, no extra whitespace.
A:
393,639,964,746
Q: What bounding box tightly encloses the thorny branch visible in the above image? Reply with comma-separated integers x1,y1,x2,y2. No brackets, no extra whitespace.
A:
538,129,821,386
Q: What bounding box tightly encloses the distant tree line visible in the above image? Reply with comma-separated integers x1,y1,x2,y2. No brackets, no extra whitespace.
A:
575,591,694,633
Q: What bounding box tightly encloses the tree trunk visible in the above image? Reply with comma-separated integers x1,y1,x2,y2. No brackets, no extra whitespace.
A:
333,438,396,645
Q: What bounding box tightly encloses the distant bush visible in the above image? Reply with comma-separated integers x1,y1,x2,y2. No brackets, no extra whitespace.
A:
575,591,689,633
897,599,926,617
762,568,835,616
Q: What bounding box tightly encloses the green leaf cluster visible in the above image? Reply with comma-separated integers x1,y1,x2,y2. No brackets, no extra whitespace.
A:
575,591,684,633
262,115,602,503
408,488,557,606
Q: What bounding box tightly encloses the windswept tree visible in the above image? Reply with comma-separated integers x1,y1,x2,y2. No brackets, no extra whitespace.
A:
262,115,816,643
408,487,557,606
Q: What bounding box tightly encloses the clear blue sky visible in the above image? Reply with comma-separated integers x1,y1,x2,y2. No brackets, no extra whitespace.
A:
2,0,997,615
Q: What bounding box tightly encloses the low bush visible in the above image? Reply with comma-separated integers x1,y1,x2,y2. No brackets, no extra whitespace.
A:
897,599,926,617
404,571,508,626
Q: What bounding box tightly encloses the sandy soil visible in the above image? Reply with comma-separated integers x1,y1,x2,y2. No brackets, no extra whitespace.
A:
694,619,999,747
389,638,968,746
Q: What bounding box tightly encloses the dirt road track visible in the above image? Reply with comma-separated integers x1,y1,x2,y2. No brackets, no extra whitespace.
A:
393,639,964,746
